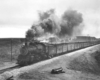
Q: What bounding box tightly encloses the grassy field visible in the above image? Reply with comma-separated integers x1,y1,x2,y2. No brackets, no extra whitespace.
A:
0,38,25,62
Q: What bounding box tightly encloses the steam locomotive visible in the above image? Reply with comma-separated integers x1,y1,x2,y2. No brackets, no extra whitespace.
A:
17,36,99,66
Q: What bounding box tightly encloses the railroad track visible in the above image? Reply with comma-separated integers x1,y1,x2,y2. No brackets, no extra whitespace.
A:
0,65,20,74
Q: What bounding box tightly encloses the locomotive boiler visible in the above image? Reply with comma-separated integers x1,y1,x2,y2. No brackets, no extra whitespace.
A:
17,36,99,66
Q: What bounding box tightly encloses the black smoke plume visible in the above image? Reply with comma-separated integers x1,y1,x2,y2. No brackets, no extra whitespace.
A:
38,9,61,34
60,9,83,36
38,9,55,20
26,9,83,40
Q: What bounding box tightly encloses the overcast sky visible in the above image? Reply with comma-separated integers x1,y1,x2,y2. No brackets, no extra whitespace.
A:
0,0,100,38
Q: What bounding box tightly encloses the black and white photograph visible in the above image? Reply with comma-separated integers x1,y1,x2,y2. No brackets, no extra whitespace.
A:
0,0,100,80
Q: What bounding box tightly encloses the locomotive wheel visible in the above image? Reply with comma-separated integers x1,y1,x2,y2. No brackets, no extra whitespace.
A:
48,56,52,58
30,53,43,63
35,54,42,61
48,55,53,58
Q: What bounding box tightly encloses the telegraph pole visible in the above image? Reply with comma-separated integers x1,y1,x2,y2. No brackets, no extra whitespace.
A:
11,39,12,61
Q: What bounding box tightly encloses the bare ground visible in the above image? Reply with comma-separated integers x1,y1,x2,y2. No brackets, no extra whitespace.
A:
15,44,100,80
